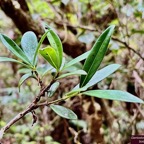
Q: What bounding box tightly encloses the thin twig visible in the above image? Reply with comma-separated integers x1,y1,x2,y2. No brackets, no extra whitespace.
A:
46,18,144,61
112,37,144,61
46,18,96,31
127,110,139,129
33,79,56,104
134,103,144,118
0,95,66,138
34,71,43,88
0,73,58,139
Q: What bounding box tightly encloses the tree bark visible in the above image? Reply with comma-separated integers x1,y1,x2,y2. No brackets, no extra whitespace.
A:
0,0,86,57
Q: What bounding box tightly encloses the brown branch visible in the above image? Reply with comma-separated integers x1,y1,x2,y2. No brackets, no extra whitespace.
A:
6,92,74,136
0,71,71,139
47,18,144,61
0,94,67,138
0,70,56,138
0,0,43,37
134,103,144,118
112,37,144,61
0,104,35,134
17,0,30,13
50,19,96,31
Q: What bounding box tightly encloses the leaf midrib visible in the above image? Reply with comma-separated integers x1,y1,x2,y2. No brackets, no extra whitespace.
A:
81,32,111,87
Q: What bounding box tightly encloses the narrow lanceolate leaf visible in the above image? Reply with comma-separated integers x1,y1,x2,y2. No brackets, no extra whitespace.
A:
43,23,63,69
83,90,144,103
84,64,121,89
47,82,60,97
80,25,115,87
39,46,59,70
0,34,30,65
21,31,38,65
50,104,78,119
33,30,49,65
57,70,87,79
18,72,33,91
0,57,29,68
63,51,91,70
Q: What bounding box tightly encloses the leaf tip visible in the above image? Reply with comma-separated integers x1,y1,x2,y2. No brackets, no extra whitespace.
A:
109,24,115,30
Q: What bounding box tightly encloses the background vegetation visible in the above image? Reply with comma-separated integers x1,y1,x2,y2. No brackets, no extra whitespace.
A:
0,0,144,143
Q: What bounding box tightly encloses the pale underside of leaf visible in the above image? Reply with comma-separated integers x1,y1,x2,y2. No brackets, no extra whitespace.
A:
83,90,144,103
84,64,121,89
50,104,78,119
47,82,60,97
21,31,38,64
18,72,33,91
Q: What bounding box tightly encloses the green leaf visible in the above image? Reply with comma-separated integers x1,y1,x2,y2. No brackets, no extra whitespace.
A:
71,64,121,92
0,57,29,68
0,34,31,65
60,57,66,71
85,64,121,88
43,23,63,69
63,51,90,70
39,46,59,70
47,82,60,97
21,31,38,64
66,87,87,97
36,64,53,77
18,72,33,91
83,90,144,103
18,68,31,74
50,104,77,119
33,30,49,65
57,70,87,79
80,25,115,87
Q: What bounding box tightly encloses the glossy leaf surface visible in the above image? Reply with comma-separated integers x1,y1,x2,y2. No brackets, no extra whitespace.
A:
0,34,30,65
39,46,59,70
80,25,115,87
43,23,63,69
